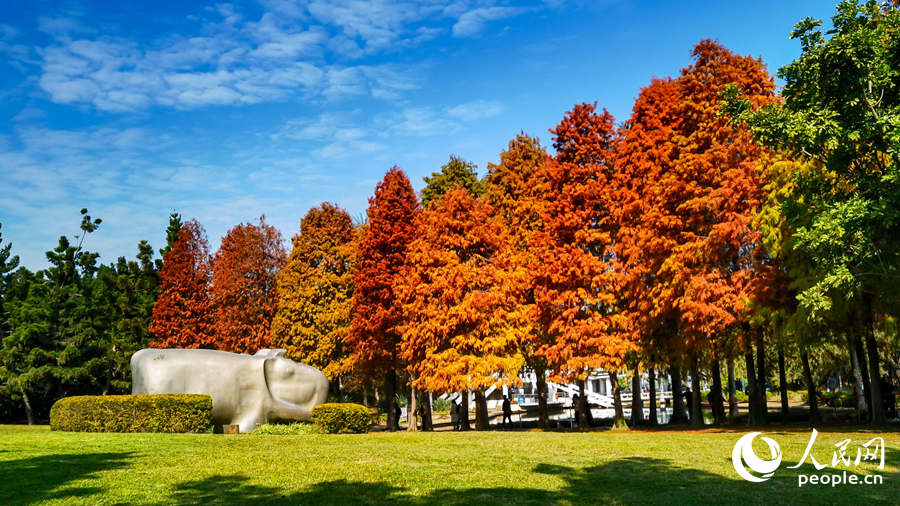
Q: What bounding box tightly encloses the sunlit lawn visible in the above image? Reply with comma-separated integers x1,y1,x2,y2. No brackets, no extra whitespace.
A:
0,425,897,505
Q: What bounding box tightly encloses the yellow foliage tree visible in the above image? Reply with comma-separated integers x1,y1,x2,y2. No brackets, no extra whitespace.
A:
270,203,355,393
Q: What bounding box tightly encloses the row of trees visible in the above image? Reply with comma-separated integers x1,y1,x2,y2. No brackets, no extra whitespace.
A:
0,213,163,423
1,1,897,429
328,37,779,430
271,2,900,430
0,212,288,422
148,216,286,353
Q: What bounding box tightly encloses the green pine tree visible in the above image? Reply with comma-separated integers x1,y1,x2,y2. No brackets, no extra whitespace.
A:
420,155,485,207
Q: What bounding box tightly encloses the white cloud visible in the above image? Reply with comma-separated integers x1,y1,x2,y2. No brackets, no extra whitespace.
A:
37,16,97,37
306,0,444,51
0,23,35,71
35,23,339,111
446,99,503,121
257,0,308,19
277,112,385,159
26,2,554,112
0,122,335,270
383,107,460,136
31,7,411,111
315,139,383,159
452,7,528,37
281,113,351,140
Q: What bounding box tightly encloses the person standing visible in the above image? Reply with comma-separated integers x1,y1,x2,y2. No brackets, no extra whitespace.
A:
881,375,897,419
502,396,513,429
683,388,693,421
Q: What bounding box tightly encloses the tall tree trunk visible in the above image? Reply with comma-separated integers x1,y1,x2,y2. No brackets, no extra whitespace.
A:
854,334,872,419
609,370,628,430
862,293,887,426
847,333,868,423
690,357,703,427
755,335,768,425
474,389,488,430
385,370,399,431
727,357,737,419
630,367,643,427
801,351,819,426
745,351,760,426
337,376,344,403
669,365,688,424
21,388,34,426
407,385,418,432
421,392,433,431
777,348,789,424
648,367,658,426
536,369,549,429
577,380,587,428
461,390,471,431
710,359,725,425
362,386,369,407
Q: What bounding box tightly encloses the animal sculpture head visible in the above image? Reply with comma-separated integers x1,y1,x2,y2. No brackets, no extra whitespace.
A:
256,349,329,421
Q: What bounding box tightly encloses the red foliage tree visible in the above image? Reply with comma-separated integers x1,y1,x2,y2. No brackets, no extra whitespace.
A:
616,40,777,424
210,216,286,354
348,166,419,431
149,219,214,348
615,77,690,422
532,103,634,427
666,40,775,339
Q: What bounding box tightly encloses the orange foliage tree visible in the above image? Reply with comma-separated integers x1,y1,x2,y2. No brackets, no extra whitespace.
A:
397,189,526,431
348,167,419,431
533,103,633,428
270,203,355,395
149,219,214,348
616,40,777,425
485,133,553,426
210,216,286,354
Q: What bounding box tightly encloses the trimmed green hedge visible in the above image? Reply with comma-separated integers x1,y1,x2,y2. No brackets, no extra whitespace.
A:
50,394,212,433
311,403,371,434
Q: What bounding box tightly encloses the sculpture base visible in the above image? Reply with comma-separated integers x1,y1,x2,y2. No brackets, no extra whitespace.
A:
214,424,240,434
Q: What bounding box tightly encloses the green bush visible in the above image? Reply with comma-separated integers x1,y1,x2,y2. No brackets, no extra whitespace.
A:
311,403,371,434
822,391,855,408
431,397,452,414
50,394,212,433
252,422,323,435
784,389,805,403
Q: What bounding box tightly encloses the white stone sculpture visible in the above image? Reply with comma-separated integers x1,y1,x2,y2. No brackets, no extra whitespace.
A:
131,348,329,433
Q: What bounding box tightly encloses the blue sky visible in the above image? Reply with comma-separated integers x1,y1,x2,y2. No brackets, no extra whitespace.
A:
1,0,836,270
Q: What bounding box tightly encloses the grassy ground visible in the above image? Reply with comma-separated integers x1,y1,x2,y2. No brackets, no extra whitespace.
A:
0,425,897,505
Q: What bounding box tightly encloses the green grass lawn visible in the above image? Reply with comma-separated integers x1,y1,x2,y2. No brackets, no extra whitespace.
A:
0,425,897,505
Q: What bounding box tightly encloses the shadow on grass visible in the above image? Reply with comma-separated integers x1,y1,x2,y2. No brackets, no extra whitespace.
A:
172,475,408,505
170,456,897,505
0,452,132,505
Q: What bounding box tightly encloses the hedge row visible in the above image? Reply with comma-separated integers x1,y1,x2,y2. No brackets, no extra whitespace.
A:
50,394,212,433
311,403,371,434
